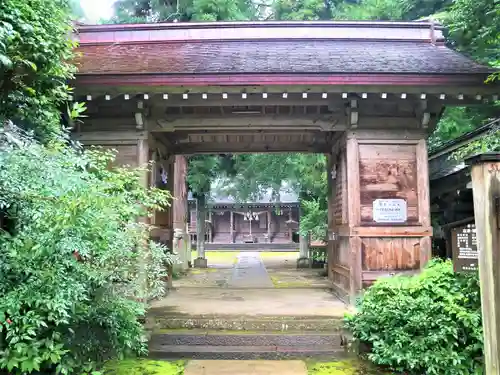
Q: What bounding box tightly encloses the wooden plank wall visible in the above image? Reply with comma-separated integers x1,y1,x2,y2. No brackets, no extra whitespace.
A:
329,130,432,304
358,144,419,224
73,126,175,248
328,148,351,301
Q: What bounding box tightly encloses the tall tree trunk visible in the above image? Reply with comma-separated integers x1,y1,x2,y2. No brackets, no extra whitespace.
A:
196,194,206,259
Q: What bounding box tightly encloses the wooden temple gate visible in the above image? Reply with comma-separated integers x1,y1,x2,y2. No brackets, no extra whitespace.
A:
73,21,498,303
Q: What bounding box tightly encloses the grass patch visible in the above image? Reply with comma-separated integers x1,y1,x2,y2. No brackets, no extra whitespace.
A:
259,251,299,258
307,359,391,375
102,359,185,375
270,275,311,288
191,251,238,261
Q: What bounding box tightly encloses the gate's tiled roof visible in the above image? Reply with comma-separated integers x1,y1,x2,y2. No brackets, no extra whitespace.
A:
75,21,494,79
77,40,491,75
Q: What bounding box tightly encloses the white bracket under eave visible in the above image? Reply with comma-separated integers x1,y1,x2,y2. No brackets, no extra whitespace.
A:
349,99,358,128
421,112,431,128
135,100,145,130
135,112,144,130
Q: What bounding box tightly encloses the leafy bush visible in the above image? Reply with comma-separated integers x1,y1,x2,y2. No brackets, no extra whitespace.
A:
0,124,173,374
0,0,76,141
345,259,483,375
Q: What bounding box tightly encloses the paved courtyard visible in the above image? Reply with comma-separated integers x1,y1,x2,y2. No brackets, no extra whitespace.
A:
176,251,330,289
184,360,308,375
151,251,347,318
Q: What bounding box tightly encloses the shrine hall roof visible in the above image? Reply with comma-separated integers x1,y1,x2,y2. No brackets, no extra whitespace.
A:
75,21,494,82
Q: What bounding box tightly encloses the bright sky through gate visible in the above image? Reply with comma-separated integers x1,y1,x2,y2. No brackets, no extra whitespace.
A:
80,0,115,22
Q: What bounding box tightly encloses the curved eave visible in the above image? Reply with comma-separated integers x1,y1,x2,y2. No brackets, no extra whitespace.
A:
74,72,496,91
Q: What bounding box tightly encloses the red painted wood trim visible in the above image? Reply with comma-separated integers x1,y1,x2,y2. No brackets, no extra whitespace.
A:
74,73,489,87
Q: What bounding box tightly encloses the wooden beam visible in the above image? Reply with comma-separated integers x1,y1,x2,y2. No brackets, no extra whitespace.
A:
267,210,271,244
150,95,346,107
230,210,234,244
362,270,418,282
346,128,426,140
153,115,424,132
73,130,148,142
154,115,344,131
350,236,362,304
468,153,500,375
346,137,360,226
76,83,499,98
174,142,331,154
173,155,188,231
337,225,433,237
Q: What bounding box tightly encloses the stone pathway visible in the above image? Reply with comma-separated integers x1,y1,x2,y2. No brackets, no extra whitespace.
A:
173,251,330,289
227,252,274,288
150,285,347,316
184,360,308,375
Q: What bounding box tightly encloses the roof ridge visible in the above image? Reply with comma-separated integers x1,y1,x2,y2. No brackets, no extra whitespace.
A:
78,20,442,32
429,118,500,158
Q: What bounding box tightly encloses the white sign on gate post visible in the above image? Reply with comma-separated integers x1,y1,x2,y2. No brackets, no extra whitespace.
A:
372,199,407,223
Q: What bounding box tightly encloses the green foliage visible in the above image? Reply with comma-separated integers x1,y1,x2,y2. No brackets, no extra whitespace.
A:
345,260,483,375
0,124,174,374
218,153,328,241
220,154,293,201
273,0,334,20
102,359,185,375
335,0,410,20
111,0,257,23
336,0,452,20
452,128,500,159
187,155,221,197
69,0,87,20
0,0,76,141
300,199,328,240
445,0,499,63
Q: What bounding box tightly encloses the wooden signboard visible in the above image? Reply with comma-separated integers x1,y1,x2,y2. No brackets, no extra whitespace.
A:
372,199,407,223
451,222,478,272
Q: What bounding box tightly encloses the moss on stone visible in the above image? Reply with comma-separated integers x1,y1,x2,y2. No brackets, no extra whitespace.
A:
102,359,185,375
307,359,390,375
270,275,311,288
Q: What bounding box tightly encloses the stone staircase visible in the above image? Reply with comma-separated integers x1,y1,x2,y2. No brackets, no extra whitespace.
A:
201,242,299,251
146,252,353,361
147,314,352,360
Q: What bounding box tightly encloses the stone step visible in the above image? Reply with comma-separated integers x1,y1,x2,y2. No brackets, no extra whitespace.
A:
202,243,299,251
149,314,344,332
150,331,344,347
149,344,346,360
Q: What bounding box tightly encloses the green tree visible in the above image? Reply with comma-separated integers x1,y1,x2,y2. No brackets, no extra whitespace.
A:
220,153,329,241
272,0,334,20
186,155,221,257
69,0,86,20
0,0,76,142
0,124,174,374
346,260,483,375
336,0,452,21
337,0,499,149
110,0,257,23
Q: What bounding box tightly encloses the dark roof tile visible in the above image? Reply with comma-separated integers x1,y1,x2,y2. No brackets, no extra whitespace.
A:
76,40,492,75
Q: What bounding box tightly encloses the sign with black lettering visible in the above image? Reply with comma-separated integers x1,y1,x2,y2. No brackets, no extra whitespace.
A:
452,223,478,272
372,199,407,223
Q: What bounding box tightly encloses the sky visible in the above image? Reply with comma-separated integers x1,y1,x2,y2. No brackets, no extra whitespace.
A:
80,0,115,22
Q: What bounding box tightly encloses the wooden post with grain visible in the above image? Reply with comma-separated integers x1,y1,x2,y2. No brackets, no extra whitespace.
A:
467,153,500,375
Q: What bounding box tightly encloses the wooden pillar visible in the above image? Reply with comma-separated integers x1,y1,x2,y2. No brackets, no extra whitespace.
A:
249,211,252,238
467,153,500,375
330,130,432,305
288,208,293,240
230,210,234,243
267,210,271,243
173,155,189,271
137,138,150,298
193,194,208,268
